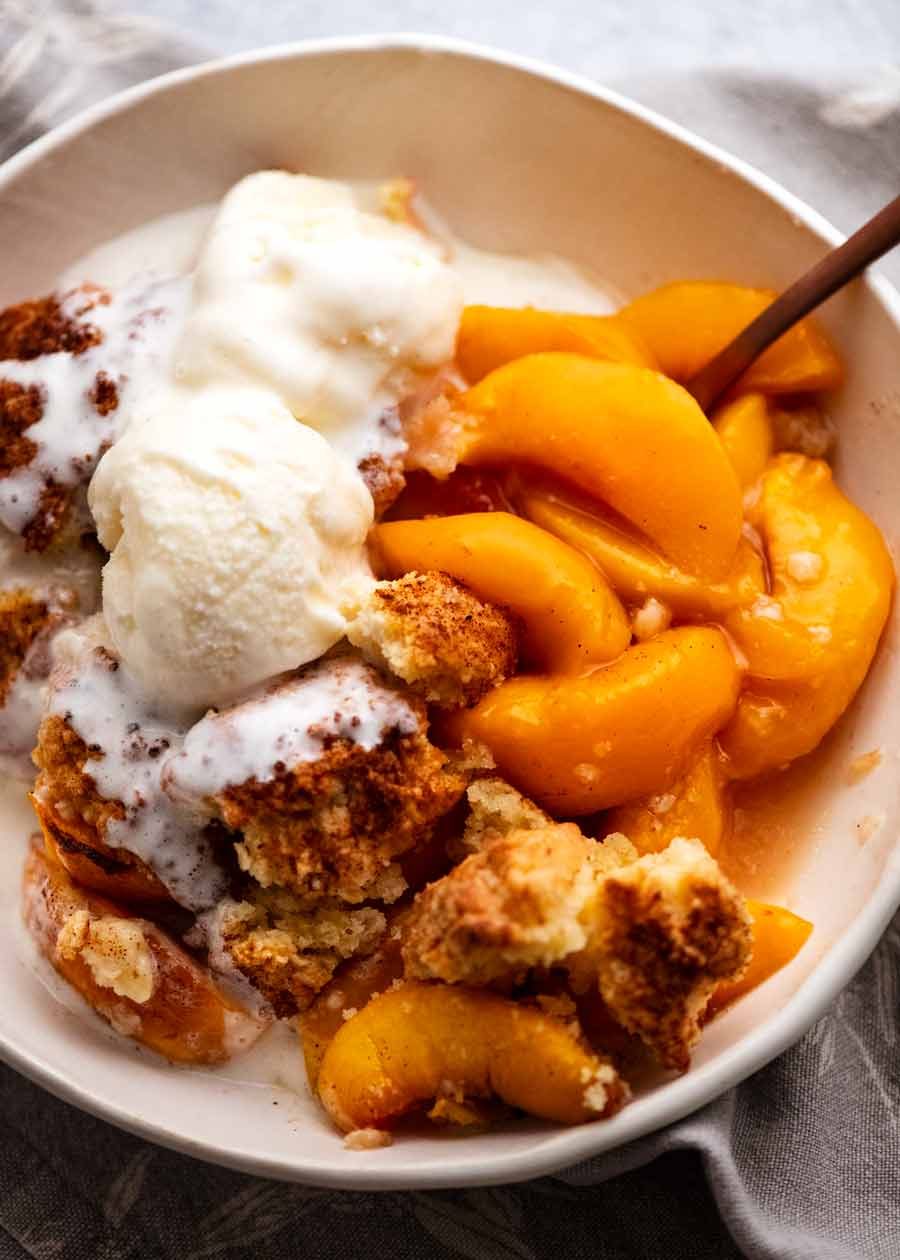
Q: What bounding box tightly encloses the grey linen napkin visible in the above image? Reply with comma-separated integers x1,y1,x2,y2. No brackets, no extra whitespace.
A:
1,4,898,1258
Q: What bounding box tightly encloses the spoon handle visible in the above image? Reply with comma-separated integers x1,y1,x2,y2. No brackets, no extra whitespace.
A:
687,191,900,413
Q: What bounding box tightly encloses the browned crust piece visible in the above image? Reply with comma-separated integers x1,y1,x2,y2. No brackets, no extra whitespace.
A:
31,710,175,903
358,452,406,519
0,379,43,480
455,774,550,857
220,725,467,905
0,291,117,551
33,712,126,839
595,838,752,1072
216,890,386,1018
347,571,518,708
403,824,634,987
0,294,104,360
23,483,76,552
0,587,51,706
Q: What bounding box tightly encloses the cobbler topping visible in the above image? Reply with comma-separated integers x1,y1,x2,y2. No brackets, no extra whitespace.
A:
0,277,190,539
630,596,672,642
164,655,420,801
0,577,83,778
47,639,226,911
786,550,824,583
58,908,156,1003
343,1127,393,1150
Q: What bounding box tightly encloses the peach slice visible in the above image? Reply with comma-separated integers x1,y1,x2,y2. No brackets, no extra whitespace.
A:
22,841,265,1063
421,353,743,579
317,981,628,1131
713,393,774,489
448,627,741,815
708,900,812,1013
620,282,843,395
371,512,631,672
720,457,892,777
606,741,731,857
300,909,408,1088
30,794,172,905
456,305,655,382
725,454,893,684
517,477,765,620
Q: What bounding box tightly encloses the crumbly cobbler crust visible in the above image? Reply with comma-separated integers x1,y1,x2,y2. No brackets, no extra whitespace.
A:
347,571,517,708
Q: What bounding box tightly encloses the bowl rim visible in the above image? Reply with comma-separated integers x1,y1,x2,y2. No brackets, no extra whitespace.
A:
1,31,899,1190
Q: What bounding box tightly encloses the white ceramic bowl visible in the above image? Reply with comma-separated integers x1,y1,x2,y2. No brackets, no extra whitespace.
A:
1,35,899,1190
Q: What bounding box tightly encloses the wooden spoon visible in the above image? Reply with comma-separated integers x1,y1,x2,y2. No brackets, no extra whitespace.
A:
687,192,900,413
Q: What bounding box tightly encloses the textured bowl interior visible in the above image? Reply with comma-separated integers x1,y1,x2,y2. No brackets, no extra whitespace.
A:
1,37,899,1189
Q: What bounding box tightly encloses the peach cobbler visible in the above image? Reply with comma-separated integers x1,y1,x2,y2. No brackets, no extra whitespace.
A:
1,172,892,1146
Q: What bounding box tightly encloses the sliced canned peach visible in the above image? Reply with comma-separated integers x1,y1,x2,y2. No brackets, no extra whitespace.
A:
370,512,631,673
606,741,731,857
456,305,655,382
724,454,894,685
299,908,408,1088
30,794,171,905
708,900,812,1013
441,354,743,579
22,842,265,1063
316,981,628,1131
448,627,741,815
719,679,851,780
713,393,774,489
516,477,765,620
620,282,843,394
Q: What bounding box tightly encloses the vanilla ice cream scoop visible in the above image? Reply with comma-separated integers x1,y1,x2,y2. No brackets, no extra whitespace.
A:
175,171,463,461
89,387,373,710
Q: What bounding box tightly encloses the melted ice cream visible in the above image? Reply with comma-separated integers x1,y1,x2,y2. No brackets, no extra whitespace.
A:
176,172,463,466
82,172,465,711
46,628,226,911
0,529,100,779
0,277,190,536
164,656,419,803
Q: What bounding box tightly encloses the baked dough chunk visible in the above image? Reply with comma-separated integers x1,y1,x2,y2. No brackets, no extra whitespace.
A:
347,571,517,708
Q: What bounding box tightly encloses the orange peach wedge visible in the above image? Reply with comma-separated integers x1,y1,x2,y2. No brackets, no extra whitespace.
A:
606,741,731,857
371,511,631,672
416,353,743,579
448,627,741,815
709,901,813,1013
317,982,628,1131
713,392,774,490
22,841,265,1064
456,304,655,382
517,477,765,621
620,281,843,395
721,455,893,778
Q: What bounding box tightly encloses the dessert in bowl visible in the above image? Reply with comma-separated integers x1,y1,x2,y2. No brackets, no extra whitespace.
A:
1,38,898,1187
